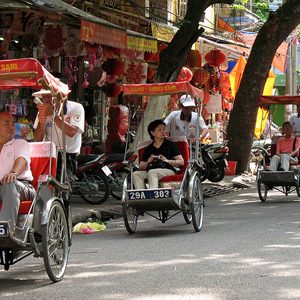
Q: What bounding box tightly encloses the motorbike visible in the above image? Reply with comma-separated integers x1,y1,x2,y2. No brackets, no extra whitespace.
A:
200,142,229,182
71,151,137,205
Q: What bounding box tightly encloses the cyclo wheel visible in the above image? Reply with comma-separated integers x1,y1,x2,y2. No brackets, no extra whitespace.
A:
182,211,192,224
111,170,130,200
257,180,268,202
122,174,138,234
81,173,110,205
41,200,69,282
188,173,204,232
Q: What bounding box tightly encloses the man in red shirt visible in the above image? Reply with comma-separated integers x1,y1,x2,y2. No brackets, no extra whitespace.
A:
269,122,300,171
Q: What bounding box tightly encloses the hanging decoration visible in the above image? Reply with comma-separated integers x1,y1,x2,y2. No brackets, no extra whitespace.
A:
176,67,193,82
123,61,147,84
186,50,202,68
45,25,63,50
64,57,79,88
102,58,124,76
147,66,156,83
205,49,226,67
220,71,232,100
102,83,122,98
82,72,89,88
201,63,221,94
192,68,210,87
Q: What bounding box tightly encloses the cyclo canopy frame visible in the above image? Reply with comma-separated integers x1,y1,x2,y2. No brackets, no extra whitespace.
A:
0,58,71,184
122,81,204,164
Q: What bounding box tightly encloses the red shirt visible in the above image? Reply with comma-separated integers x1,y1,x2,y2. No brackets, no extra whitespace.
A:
277,135,300,155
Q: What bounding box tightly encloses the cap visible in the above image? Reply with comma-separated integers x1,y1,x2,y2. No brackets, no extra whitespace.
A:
32,89,52,97
180,95,196,107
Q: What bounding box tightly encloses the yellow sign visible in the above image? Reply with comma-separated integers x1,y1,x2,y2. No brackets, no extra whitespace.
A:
127,35,157,53
151,23,177,42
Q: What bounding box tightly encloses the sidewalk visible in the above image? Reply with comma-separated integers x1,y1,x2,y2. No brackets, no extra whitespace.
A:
70,173,257,225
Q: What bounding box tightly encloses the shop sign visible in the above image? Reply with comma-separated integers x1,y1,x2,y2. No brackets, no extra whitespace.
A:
151,23,177,42
80,20,126,49
127,35,157,53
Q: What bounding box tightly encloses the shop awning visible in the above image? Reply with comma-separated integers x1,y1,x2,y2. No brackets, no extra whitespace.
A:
123,82,203,99
126,30,157,53
80,20,126,49
3,0,127,49
0,58,70,96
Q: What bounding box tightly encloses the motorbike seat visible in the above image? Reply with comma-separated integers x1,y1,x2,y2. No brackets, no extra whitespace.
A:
104,152,134,164
77,154,102,165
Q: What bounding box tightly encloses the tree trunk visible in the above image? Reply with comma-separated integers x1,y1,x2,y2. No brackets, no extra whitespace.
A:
227,0,300,173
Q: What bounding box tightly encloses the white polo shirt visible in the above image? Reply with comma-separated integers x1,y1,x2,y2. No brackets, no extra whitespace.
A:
164,111,208,138
0,139,33,181
34,101,85,155
290,114,300,136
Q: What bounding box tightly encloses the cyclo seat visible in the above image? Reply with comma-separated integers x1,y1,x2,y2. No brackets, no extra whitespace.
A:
0,141,57,216
137,136,189,188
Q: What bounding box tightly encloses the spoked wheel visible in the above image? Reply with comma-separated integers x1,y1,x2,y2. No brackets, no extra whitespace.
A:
111,170,130,200
188,173,204,232
41,200,69,282
182,210,192,224
257,180,268,202
207,162,226,183
81,173,110,205
122,174,138,234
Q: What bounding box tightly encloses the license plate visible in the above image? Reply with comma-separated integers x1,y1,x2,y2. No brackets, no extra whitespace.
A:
127,189,172,200
102,165,112,176
0,223,8,237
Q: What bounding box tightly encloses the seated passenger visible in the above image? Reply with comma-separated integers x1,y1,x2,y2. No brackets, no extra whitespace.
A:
0,112,36,226
269,121,300,171
133,119,184,189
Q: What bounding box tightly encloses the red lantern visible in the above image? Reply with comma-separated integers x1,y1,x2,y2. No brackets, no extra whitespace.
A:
192,68,210,85
176,67,193,82
144,52,159,63
102,83,122,97
205,50,226,67
102,59,124,76
186,50,202,68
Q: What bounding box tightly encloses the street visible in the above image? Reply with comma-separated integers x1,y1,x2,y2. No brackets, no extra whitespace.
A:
1,187,300,300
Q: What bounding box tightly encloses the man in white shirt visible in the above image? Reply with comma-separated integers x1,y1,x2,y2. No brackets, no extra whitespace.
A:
164,94,208,139
0,112,35,226
289,106,300,137
33,90,85,179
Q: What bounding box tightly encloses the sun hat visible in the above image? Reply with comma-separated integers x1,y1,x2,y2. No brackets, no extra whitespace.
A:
32,89,52,97
180,95,196,107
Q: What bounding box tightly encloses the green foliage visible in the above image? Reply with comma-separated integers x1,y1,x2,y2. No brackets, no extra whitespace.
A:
231,0,270,21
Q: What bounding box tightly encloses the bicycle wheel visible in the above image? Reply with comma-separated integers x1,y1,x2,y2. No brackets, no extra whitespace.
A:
188,174,204,232
41,200,69,282
111,170,130,200
182,211,192,224
257,180,268,202
81,173,110,205
122,174,138,234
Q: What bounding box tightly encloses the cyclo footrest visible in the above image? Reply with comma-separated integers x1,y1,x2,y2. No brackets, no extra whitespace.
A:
260,171,298,186
126,188,180,211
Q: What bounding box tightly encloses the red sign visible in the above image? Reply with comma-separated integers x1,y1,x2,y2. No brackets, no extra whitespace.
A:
123,82,203,99
80,20,126,49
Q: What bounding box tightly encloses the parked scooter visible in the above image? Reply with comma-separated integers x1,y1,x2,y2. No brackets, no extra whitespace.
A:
72,154,111,205
72,151,137,205
200,142,229,182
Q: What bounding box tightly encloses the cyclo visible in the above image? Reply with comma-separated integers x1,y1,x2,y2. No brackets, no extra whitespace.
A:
0,58,72,282
256,95,300,201
120,81,204,233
